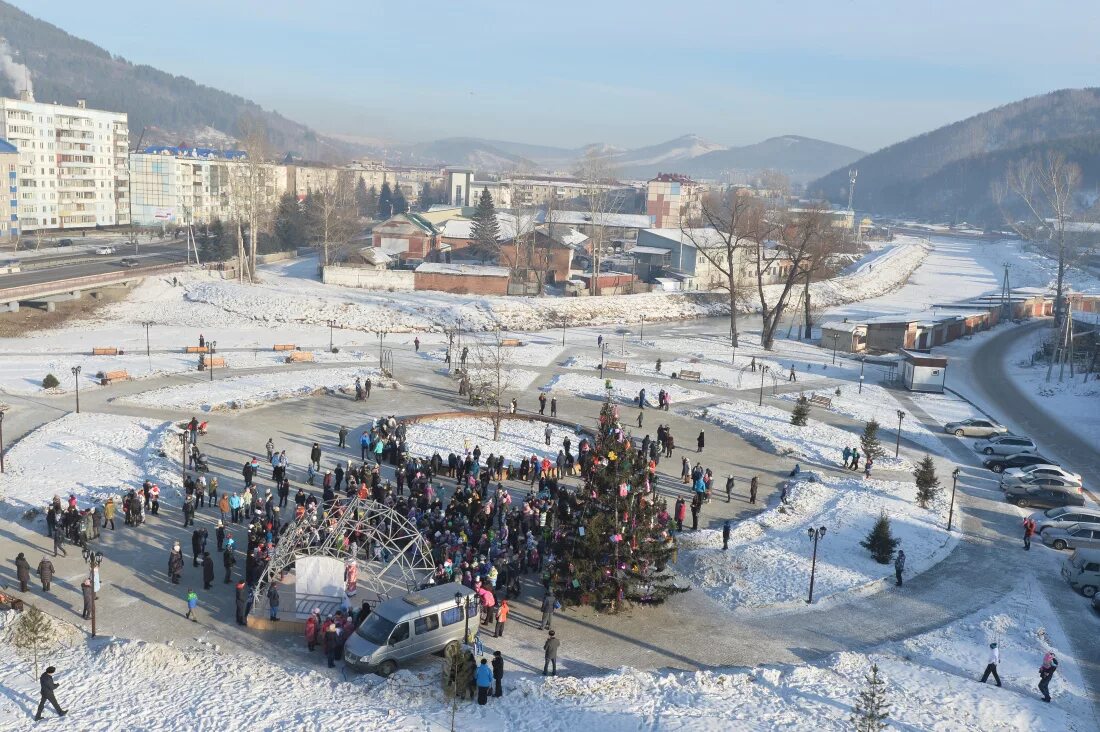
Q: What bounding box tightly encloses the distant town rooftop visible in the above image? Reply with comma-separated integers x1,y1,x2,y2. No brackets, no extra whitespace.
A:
140,145,247,160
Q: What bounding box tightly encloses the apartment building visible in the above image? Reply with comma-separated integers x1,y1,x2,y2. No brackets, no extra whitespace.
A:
646,173,702,229
0,92,129,232
0,138,17,241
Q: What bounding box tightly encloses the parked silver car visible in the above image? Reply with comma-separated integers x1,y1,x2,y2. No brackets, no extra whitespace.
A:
1030,506,1100,534
944,418,1008,438
973,434,1037,456
1042,523,1100,551
1062,549,1100,597
1002,464,1082,486
1001,471,1083,491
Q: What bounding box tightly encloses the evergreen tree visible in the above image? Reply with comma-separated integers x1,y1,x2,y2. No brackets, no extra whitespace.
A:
914,455,941,508
860,510,899,564
199,218,231,262
420,181,434,210
378,182,394,219
860,419,884,460
12,604,55,679
392,185,409,214
850,663,891,732
470,189,502,262
562,401,689,611
364,185,379,219
790,396,810,426
355,177,370,217
274,191,307,250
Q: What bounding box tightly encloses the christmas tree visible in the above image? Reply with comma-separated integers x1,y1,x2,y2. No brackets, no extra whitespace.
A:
470,189,502,262
790,396,810,426
860,419,884,459
860,510,899,564
914,455,941,508
850,663,891,731
557,401,688,611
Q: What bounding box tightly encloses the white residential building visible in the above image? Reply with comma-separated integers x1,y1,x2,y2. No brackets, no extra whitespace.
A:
0,92,129,231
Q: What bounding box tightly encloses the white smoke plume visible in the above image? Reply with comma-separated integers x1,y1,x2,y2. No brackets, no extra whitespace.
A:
0,38,33,99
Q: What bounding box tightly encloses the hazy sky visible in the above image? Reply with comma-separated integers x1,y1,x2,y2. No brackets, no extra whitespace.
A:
13,0,1100,152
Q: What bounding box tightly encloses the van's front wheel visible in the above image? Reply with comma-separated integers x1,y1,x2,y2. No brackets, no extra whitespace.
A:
1082,585,1098,598
377,660,398,677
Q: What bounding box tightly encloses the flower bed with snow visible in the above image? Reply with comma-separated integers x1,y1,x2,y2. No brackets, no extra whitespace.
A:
404,416,583,463
543,373,709,406
675,470,956,609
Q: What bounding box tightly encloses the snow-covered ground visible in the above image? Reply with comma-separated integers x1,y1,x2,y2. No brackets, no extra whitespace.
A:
698,400,921,471
1002,329,1100,436
118,367,390,412
544,373,709,406
418,341,566,368
0,413,179,515
404,417,582,463
0,580,1088,731
675,470,956,609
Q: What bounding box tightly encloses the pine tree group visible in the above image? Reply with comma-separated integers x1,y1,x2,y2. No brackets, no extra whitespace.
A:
850,663,891,732
861,510,899,564
860,419,884,460
914,455,941,508
560,401,688,611
470,189,501,262
790,396,810,426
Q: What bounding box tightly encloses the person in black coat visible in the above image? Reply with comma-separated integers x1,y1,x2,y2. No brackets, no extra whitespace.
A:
168,544,184,584
223,546,236,583
15,552,31,592
202,552,215,590
697,431,705,453
492,651,504,697
234,582,248,625
191,528,207,566
310,443,322,470
35,666,66,720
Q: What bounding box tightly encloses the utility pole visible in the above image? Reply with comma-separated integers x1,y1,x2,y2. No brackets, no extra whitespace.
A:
142,321,153,358
846,169,858,231
71,366,82,413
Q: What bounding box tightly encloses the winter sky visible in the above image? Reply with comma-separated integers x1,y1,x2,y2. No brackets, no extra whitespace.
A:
14,0,1100,151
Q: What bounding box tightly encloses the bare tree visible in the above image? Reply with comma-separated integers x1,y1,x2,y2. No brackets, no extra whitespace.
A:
575,150,621,296
468,336,515,440
312,169,360,266
231,116,276,281
998,152,1082,324
681,190,770,348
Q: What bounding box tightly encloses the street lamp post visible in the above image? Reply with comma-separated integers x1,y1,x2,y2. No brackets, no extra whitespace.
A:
858,356,866,394
141,321,153,358
620,330,628,355
895,409,905,458
600,342,607,376
561,323,566,347
209,341,217,381
807,526,827,603
327,319,337,352
758,365,769,407
948,467,961,532
179,431,188,484
640,315,646,342
0,408,5,473
71,366,82,413
378,330,386,369
831,334,839,365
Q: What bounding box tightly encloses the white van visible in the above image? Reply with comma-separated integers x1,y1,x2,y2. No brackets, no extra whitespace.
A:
344,584,480,676
1061,549,1100,597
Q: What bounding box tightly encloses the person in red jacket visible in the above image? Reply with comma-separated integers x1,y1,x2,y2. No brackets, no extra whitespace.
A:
305,608,320,651
1023,517,1036,550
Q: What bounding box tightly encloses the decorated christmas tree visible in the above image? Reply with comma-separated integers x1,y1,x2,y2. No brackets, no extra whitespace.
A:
556,401,688,612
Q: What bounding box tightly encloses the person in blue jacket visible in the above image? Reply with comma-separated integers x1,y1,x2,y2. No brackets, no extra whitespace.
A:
475,658,494,705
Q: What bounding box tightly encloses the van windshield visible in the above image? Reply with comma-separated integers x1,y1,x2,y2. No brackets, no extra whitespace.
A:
357,613,396,645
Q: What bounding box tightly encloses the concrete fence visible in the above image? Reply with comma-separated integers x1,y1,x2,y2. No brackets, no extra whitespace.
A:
322,266,416,291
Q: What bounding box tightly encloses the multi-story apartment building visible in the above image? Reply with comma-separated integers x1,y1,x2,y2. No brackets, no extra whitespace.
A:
0,138,18,242
646,173,702,229
0,92,129,232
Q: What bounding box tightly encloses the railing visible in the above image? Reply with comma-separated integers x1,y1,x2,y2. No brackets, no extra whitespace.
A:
0,262,184,302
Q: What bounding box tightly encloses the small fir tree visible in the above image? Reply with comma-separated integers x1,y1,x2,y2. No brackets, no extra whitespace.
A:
378,181,394,219
392,185,409,214
42,374,60,389
860,510,899,564
790,396,810,426
914,455,941,508
12,604,56,679
354,177,370,217
470,189,502,262
850,663,891,732
860,419,884,460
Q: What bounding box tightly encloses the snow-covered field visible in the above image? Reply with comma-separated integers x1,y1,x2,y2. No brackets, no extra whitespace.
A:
675,470,956,609
1002,330,1100,436
544,373,709,406
0,413,179,515
404,417,583,463
419,341,565,367
118,367,390,412
699,400,921,471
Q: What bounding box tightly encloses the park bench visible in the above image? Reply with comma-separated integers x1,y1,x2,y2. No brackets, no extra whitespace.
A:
97,369,131,385
809,394,832,408
500,338,524,347
604,361,627,372
198,356,227,371
273,344,297,352
678,370,702,382
286,351,314,363
184,346,208,354
91,347,120,356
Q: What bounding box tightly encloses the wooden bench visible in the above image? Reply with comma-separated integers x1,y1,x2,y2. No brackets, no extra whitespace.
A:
604,361,627,372
273,344,297,352
809,394,832,408
91,347,120,356
500,338,524,347
286,351,314,363
97,369,131,385
184,346,209,354
678,370,702,382
198,356,227,371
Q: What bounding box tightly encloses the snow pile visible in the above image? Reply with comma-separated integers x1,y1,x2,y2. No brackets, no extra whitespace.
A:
544,373,709,405
628,357,826,387
0,413,178,514
119,367,389,412
675,471,956,608
404,417,582,463
699,400,919,470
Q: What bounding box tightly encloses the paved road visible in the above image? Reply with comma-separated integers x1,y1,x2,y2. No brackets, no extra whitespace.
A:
0,244,187,290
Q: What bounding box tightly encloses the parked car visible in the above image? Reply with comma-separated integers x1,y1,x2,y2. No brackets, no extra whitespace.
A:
95,246,115,255
1042,523,1100,551
1001,473,1083,493
1030,506,1100,534
973,434,1037,456
57,238,73,247
943,418,1008,438
1061,549,1100,597
343,584,479,677
983,452,1056,474
1004,484,1084,509
1003,464,1083,485
118,257,139,268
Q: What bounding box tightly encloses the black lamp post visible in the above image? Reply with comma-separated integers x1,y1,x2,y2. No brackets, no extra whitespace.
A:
948,467,961,532
179,431,188,483
455,592,471,644
858,355,866,394
378,330,386,369
327,319,337,352
561,323,566,347
807,526,827,603
640,315,646,342
71,366,82,413
831,333,839,364
0,408,6,473
895,409,905,458
209,341,217,381
141,320,152,357
758,365,770,407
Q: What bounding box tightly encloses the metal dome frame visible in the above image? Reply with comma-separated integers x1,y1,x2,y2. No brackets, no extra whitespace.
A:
255,496,435,613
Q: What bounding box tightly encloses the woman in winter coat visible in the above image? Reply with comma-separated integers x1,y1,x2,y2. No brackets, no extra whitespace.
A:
305,609,321,651
267,584,280,621
37,557,55,591
202,552,215,590
15,552,32,591
168,544,184,584
697,431,705,453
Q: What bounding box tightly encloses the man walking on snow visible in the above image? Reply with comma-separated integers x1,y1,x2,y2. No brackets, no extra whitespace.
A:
979,642,1001,686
